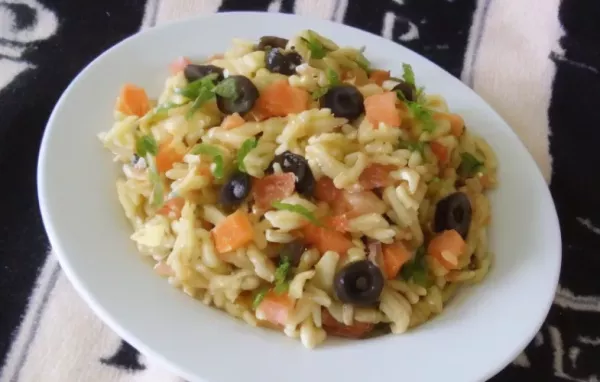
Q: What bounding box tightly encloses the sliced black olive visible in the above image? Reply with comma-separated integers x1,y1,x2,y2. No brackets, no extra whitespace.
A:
392,81,416,102
320,84,365,121
265,48,303,75
280,240,306,267
219,171,251,207
184,64,224,83
216,75,259,115
334,260,384,306
266,151,315,196
257,36,289,50
433,192,472,239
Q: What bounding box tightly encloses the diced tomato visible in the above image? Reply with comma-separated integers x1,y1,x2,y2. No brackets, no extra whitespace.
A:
221,113,246,130
155,140,184,173
321,308,374,338
364,92,401,128
252,173,296,209
314,177,342,204
257,291,295,326
116,84,150,117
359,163,396,190
211,210,255,254
169,56,191,74
324,214,351,233
368,70,390,86
428,230,466,270
254,80,310,117
382,241,412,279
156,197,185,218
301,223,354,256
430,141,449,164
434,112,465,137
339,190,388,216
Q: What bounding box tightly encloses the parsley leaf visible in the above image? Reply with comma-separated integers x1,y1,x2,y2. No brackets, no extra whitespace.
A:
152,101,181,117
271,201,320,225
398,139,425,156
190,143,225,179
355,50,370,72
145,156,164,207
135,134,158,157
175,73,219,99
252,287,269,309
311,87,329,100
458,152,485,177
273,255,292,294
406,102,435,133
186,87,215,119
402,63,415,86
237,138,257,172
400,246,430,287
213,77,240,100
301,32,328,59
326,67,341,86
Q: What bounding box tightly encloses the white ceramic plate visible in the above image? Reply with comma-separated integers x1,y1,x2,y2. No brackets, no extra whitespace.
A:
38,12,561,382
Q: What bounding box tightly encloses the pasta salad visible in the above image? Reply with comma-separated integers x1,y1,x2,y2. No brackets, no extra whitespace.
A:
98,30,497,349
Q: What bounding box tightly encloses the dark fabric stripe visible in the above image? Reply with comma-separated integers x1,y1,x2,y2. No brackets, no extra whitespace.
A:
280,0,296,13
9,265,60,382
218,0,272,11
0,0,146,367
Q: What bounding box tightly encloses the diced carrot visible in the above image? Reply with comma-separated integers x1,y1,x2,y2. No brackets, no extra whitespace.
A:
155,140,184,173
221,113,246,130
252,173,296,209
359,163,396,190
427,230,466,270
382,241,412,279
434,112,465,137
430,141,449,164
156,197,185,218
314,177,342,204
169,56,190,74
211,210,255,254
116,84,151,117
301,223,354,256
254,80,310,117
324,214,351,233
321,308,374,338
256,291,295,326
368,70,390,86
364,92,401,128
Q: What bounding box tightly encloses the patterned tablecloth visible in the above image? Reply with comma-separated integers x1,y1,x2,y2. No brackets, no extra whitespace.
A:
1,0,599,381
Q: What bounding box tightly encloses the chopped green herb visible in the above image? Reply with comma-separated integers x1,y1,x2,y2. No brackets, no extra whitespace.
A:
400,246,430,287
398,139,426,156
186,86,216,119
326,67,341,86
402,63,415,86
271,201,320,225
273,255,292,294
135,134,158,157
252,288,269,309
355,51,370,72
407,102,435,132
458,152,485,177
145,156,164,207
416,86,426,103
273,281,290,295
153,101,181,117
429,176,441,184
175,73,217,99
213,77,240,100
301,32,328,59
237,138,258,172
311,87,329,100
190,143,225,179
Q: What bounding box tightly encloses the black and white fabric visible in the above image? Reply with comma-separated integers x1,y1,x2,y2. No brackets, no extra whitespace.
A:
1,0,599,381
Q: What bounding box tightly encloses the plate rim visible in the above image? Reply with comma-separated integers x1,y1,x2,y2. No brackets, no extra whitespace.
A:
37,11,562,382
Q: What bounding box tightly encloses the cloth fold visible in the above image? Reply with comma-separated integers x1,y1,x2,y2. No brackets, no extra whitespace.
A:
2,0,598,381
